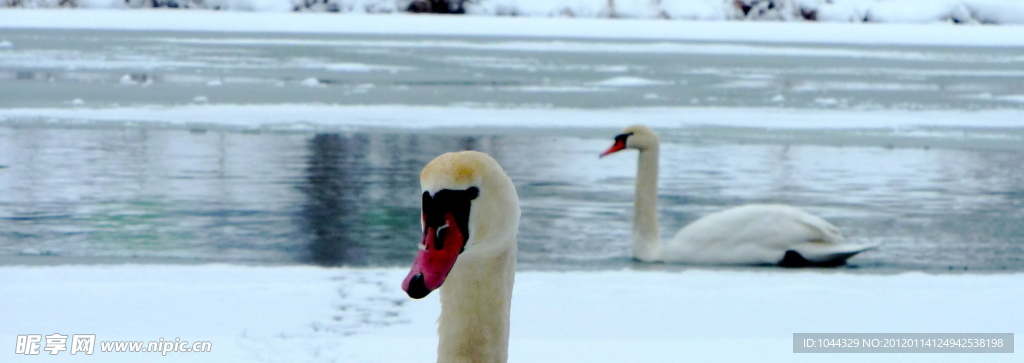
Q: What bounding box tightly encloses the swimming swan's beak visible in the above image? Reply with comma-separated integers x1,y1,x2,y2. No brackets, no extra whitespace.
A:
600,138,626,157
600,132,632,158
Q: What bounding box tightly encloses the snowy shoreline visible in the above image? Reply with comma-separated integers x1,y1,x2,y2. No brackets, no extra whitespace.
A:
1,0,1023,25
2,9,1024,46
2,264,1021,362
3,105,1024,131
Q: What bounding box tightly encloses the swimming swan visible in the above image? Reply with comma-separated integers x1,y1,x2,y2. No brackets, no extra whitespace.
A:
600,125,874,266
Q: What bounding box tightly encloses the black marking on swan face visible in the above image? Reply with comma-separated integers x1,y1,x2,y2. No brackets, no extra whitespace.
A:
613,132,634,144
422,187,478,253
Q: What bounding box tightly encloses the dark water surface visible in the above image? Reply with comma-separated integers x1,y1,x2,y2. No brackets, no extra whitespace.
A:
1,126,1022,272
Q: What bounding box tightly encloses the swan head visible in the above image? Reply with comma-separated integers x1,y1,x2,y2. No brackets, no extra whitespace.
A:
599,124,659,157
402,151,519,299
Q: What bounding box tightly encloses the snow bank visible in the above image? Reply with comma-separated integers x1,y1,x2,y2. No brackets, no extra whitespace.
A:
2,105,1024,131
1,0,1023,24
1,265,1020,362
468,0,1024,24
4,9,1023,47
806,0,1024,24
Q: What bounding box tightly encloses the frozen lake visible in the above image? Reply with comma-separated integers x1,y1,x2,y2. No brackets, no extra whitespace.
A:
1,27,1023,272
3,28,1024,110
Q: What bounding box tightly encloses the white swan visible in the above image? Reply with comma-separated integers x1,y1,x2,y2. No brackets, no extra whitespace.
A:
402,151,520,363
600,124,875,266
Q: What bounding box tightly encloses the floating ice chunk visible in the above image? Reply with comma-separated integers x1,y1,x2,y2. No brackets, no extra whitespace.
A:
0,40,12,49
589,76,671,87
595,65,630,73
350,83,375,93
206,79,223,87
815,97,839,106
324,63,376,72
963,92,994,100
119,74,151,86
771,94,786,103
643,93,660,100
18,248,53,256
193,96,209,103
324,63,413,73
1001,94,1024,103
964,92,1024,103
71,98,85,106
301,77,321,87
506,86,609,93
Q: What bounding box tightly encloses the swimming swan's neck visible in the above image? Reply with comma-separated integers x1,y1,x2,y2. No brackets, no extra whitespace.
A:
633,146,662,262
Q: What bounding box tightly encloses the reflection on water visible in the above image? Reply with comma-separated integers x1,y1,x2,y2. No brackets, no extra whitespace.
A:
300,134,360,266
295,133,490,266
0,126,1022,272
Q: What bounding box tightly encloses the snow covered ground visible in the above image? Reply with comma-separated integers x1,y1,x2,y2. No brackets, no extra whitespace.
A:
4,105,1024,132
2,0,1023,24
2,265,1021,362
2,9,1024,46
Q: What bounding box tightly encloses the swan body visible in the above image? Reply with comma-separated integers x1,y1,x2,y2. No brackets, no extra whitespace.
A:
402,151,520,363
665,204,867,266
601,125,874,266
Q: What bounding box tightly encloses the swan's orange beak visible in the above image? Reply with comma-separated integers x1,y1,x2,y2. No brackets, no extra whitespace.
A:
402,212,466,299
600,139,627,157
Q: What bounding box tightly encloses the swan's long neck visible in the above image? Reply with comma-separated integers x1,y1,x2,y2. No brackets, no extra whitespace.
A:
437,237,516,363
633,145,662,261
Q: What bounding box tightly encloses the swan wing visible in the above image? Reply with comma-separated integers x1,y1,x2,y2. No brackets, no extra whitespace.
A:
666,204,874,265
784,211,877,266
784,241,877,266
